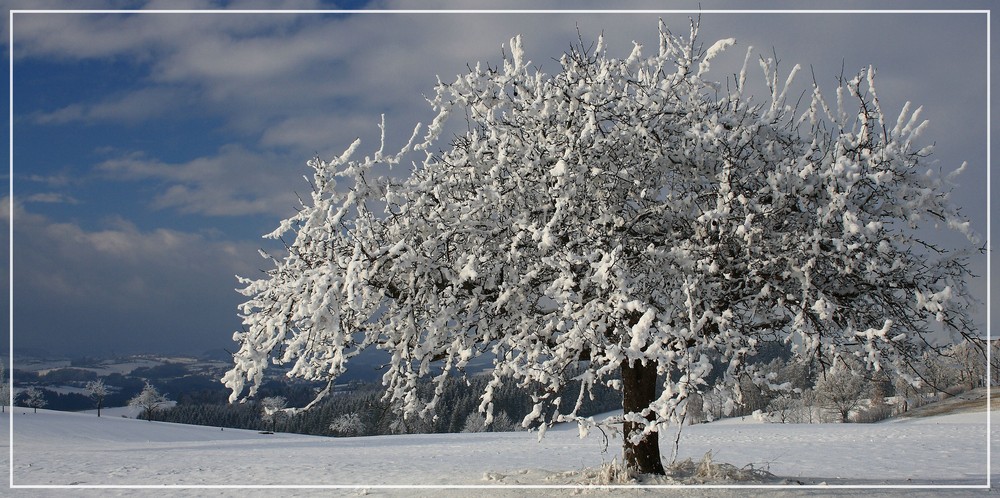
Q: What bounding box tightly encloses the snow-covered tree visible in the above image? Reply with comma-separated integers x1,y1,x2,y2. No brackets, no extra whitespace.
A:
892,373,919,413
85,379,108,417
948,340,987,390
991,340,1000,387
764,395,797,424
21,387,47,413
0,360,8,414
129,382,168,421
224,21,980,474
260,396,288,432
329,412,368,436
917,349,964,396
814,363,869,423
462,409,518,433
461,412,488,433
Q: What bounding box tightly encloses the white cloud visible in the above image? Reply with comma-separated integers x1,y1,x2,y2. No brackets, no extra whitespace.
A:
5,198,266,354
96,145,307,217
23,173,74,187
13,10,576,145
19,10,982,219
13,10,987,230
7,199,253,296
5,5,992,355
30,87,189,125
23,192,79,204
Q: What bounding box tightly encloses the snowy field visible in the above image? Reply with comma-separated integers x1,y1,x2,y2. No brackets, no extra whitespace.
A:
2,406,996,497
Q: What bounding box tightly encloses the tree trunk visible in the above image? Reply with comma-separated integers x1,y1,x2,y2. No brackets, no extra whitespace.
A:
621,359,665,475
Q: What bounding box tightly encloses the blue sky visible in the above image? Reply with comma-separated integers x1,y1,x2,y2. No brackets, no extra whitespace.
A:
4,2,995,357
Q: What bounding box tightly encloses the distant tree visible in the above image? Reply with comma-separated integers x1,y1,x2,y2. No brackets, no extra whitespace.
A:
461,412,488,433
328,412,368,436
129,382,168,421
86,379,109,417
797,389,819,424
684,393,707,424
21,387,47,413
0,360,8,414
734,377,775,416
764,396,798,424
949,340,987,391
260,396,288,432
225,20,981,475
992,341,1000,387
855,375,894,423
917,350,964,396
892,374,920,413
814,365,869,423
700,389,729,422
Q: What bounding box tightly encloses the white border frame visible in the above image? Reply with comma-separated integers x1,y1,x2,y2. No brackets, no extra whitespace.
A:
6,7,992,492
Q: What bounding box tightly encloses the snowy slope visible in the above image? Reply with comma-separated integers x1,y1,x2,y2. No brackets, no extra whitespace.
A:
1,407,995,495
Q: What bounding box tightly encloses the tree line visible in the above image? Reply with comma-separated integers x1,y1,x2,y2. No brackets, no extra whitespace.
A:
161,339,996,434
4,337,993,435
152,372,623,436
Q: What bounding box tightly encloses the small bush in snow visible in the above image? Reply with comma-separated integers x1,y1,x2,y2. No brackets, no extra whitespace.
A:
668,451,776,483
855,404,894,424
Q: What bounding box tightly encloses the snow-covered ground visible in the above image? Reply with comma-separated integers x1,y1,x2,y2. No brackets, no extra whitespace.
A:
2,405,996,496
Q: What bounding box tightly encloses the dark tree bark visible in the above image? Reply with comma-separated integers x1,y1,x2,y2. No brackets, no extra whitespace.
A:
621,359,665,475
